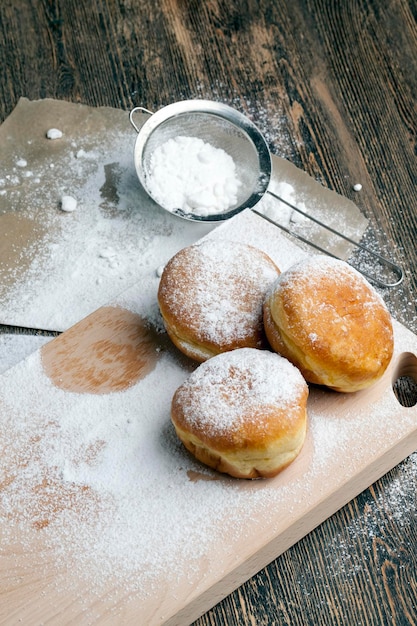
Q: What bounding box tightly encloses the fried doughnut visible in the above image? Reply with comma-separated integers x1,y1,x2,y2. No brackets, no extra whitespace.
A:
171,348,308,479
263,256,394,392
158,239,280,362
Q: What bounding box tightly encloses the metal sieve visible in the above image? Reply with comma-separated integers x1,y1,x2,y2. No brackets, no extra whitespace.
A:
129,100,403,288
130,99,271,222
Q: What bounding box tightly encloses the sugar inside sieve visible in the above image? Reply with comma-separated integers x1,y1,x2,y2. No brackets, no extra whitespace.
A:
130,100,403,288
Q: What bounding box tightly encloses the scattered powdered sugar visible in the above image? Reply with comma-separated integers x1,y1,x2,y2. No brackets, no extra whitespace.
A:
181,82,297,160
0,109,215,332
146,135,242,217
0,333,51,375
174,348,306,435
295,450,417,601
253,173,370,270
0,345,303,598
0,294,415,617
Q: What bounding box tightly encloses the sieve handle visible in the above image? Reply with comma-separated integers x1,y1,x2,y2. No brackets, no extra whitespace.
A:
254,191,404,289
129,106,154,133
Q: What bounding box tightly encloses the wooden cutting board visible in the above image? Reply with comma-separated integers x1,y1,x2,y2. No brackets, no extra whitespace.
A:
1,211,416,626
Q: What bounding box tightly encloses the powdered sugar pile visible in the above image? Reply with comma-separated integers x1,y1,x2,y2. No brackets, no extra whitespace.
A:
146,135,242,217
60,194,78,212
46,128,63,140
256,180,302,226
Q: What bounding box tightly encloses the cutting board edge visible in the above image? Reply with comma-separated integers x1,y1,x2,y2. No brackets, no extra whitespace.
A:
163,424,417,626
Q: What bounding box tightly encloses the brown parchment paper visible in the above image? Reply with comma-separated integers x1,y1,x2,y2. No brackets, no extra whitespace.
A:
0,98,368,331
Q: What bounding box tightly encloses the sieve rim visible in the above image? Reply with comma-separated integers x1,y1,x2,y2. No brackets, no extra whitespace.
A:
131,100,272,222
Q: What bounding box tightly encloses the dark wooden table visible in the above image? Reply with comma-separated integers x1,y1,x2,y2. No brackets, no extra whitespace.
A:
1,1,417,624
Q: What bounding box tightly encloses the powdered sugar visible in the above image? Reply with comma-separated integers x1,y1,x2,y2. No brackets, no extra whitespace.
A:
146,135,242,217
60,194,78,212
0,101,215,331
275,255,388,311
173,348,306,435
46,128,63,140
0,289,415,621
0,333,51,375
256,180,300,227
296,449,417,604
158,238,280,349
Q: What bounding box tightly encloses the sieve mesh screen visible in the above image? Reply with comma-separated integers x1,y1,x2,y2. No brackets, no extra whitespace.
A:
132,101,271,221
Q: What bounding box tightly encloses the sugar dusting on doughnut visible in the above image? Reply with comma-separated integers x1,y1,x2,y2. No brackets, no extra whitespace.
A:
171,348,308,479
158,239,280,361
264,256,394,392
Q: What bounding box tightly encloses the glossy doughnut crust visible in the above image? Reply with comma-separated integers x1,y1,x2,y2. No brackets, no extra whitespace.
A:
171,348,308,479
158,239,280,362
263,256,394,392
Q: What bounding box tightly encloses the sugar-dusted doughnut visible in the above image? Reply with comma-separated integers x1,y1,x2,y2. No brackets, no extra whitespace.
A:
158,239,280,362
263,256,394,392
171,348,308,479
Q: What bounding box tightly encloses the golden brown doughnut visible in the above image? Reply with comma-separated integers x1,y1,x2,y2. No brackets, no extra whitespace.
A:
263,256,394,392
171,348,308,479
158,239,280,362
